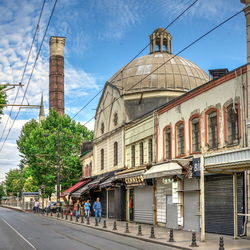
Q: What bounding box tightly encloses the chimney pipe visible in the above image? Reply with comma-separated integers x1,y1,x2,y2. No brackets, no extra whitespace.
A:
49,36,66,115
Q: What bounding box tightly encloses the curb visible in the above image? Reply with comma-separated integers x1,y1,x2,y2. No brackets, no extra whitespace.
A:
0,205,26,213
42,214,192,250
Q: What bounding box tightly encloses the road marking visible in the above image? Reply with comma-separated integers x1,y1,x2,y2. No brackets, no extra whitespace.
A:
1,217,37,250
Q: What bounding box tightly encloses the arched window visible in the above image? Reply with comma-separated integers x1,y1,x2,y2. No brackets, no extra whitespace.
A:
140,142,144,165
176,121,185,156
131,145,135,167
114,142,118,166
164,126,172,159
101,149,104,170
190,116,200,153
207,110,218,149
101,122,104,134
226,104,239,144
148,138,153,163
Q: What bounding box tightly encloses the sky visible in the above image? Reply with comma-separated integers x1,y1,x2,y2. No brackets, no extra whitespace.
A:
0,0,247,181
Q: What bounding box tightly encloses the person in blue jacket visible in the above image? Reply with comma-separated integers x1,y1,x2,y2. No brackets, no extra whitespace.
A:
93,197,102,223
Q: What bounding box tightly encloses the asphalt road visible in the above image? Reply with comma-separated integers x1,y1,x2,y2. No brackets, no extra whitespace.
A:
0,207,175,250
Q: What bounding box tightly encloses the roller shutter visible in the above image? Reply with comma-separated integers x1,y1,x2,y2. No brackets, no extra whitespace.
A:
134,186,154,224
205,174,244,235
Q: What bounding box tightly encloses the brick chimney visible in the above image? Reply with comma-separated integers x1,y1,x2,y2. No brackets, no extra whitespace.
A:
49,36,65,115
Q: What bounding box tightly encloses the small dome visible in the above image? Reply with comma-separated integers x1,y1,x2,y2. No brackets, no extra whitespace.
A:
108,52,209,94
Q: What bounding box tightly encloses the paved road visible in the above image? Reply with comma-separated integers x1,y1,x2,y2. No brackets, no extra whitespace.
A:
0,207,175,250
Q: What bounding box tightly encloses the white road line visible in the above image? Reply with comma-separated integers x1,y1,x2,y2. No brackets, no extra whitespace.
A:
1,217,37,250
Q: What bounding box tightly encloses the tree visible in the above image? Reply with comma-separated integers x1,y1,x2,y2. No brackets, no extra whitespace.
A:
4,169,23,196
0,86,7,119
0,183,5,199
17,109,93,197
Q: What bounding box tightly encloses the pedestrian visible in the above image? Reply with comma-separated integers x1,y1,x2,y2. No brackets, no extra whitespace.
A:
93,197,102,223
84,199,91,219
75,199,81,221
47,199,51,213
34,200,40,214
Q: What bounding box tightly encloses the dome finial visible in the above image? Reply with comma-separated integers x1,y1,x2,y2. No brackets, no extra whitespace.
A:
150,28,172,54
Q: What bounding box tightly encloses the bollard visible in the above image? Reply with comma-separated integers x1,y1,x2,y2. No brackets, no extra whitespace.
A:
125,222,130,233
168,229,175,242
65,213,68,220
75,216,78,222
87,217,90,225
70,214,73,221
113,221,117,230
190,232,199,247
61,212,63,219
57,212,59,218
50,212,53,216
103,220,107,229
137,225,143,236
81,216,84,223
46,210,48,216
95,219,99,226
219,237,225,250
150,226,155,238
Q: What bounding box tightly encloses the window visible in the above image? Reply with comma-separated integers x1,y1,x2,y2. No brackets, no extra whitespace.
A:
227,104,239,144
148,138,153,163
176,122,185,156
164,127,171,159
101,122,104,134
208,111,218,149
101,149,104,170
131,145,135,167
89,161,92,176
191,117,200,152
114,142,118,166
140,142,144,165
113,112,118,126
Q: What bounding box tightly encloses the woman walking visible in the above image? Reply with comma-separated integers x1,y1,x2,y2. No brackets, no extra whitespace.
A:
84,199,91,219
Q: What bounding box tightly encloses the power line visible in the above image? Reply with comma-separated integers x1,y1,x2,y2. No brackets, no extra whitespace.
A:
71,0,199,119
0,0,46,143
0,0,58,154
83,8,243,128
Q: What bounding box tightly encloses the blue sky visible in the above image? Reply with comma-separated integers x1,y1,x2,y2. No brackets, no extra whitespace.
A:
0,0,247,180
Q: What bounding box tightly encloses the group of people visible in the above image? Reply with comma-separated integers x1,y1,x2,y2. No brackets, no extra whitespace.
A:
73,197,102,223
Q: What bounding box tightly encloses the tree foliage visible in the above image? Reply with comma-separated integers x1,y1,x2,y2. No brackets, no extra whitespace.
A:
4,169,23,196
0,86,7,119
17,109,93,197
0,183,5,199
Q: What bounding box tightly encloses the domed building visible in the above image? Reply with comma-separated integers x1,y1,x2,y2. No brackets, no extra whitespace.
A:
88,28,209,219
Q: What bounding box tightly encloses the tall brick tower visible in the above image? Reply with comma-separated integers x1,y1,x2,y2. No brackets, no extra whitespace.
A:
49,36,65,115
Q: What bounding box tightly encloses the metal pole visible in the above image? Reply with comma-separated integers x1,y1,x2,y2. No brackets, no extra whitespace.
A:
200,155,206,242
233,173,238,239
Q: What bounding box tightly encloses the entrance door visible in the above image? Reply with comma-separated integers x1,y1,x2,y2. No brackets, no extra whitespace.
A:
166,195,178,229
108,190,115,218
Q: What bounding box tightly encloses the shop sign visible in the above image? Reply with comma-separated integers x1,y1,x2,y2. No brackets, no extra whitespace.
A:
192,158,200,177
125,175,144,185
162,178,172,185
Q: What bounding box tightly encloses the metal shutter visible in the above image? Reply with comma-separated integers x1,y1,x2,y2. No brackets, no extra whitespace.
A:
205,174,244,235
134,186,154,224
108,190,115,218
183,179,200,232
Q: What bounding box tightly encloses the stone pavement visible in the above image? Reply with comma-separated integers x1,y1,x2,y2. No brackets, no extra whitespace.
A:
41,212,250,250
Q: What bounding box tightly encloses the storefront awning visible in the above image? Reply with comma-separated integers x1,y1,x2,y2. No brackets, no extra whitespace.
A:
61,179,90,197
115,169,146,179
99,176,115,188
144,162,182,179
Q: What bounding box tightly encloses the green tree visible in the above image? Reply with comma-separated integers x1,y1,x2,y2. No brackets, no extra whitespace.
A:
4,169,23,196
0,183,5,199
17,109,93,197
0,86,7,119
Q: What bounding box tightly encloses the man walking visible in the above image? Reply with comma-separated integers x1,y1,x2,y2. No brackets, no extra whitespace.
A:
93,197,102,223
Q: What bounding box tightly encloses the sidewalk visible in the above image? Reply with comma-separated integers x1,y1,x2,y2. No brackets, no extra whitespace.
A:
41,213,250,250
0,204,26,212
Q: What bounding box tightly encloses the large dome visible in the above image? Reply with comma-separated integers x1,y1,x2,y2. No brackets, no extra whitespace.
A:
108,52,209,94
